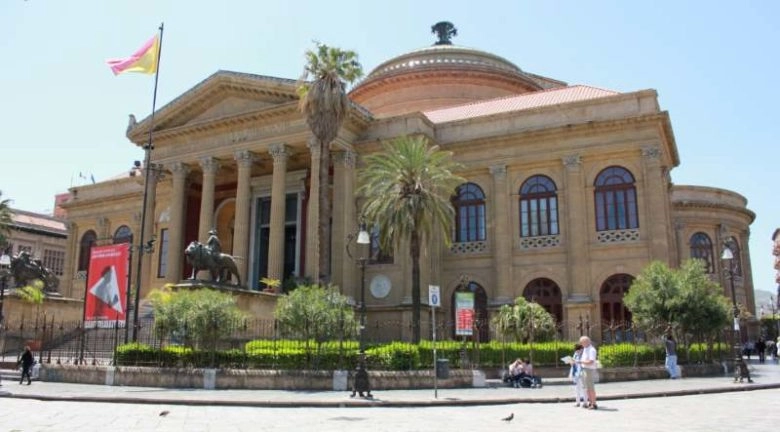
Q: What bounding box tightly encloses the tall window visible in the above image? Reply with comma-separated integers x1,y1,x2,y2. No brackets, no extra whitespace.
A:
78,230,97,271
690,232,714,273
157,228,169,278
452,183,486,242
600,274,634,324
113,225,133,245
519,175,559,237
43,249,65,276
727,236,743,276
594,166,638,231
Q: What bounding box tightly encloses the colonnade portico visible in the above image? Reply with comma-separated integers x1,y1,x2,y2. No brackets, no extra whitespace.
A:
153,138,326,291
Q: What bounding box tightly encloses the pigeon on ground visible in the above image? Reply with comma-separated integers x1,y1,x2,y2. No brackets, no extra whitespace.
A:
501,413,514,422
159,410,170,417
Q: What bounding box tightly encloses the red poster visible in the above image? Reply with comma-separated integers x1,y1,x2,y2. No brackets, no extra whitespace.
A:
84,244,129,328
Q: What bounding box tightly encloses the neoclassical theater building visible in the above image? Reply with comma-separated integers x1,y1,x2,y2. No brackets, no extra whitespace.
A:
61,26,755,341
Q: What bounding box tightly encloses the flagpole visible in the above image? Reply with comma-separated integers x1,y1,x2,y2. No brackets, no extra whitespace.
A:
130,22,164,343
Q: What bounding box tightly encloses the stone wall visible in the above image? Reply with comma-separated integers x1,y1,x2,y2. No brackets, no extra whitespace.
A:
39,365,477,390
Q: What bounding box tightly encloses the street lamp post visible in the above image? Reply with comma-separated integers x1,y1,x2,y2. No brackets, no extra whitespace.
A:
721,244,752,383
346,222,371,398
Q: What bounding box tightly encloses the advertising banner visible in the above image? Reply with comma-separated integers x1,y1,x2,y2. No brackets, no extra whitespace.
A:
84,244,129,328
454,291,475,336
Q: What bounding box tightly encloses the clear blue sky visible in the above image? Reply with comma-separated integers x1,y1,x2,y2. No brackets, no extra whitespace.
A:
2,1,778,302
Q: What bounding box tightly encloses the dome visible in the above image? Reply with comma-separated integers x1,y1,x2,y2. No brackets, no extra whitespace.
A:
349,23,564,118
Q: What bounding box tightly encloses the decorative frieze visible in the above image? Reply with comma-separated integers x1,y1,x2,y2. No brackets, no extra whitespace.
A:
489,164,506,177
519,235,561,249
641,146,662,160
597,229,640,243
449,240,488,255
562,154,581,168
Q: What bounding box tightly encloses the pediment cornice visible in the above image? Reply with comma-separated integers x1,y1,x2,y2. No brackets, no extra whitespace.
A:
127,70,300,143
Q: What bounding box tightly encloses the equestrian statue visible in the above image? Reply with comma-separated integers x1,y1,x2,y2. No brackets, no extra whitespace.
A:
9,250,60,294
184,229,241,286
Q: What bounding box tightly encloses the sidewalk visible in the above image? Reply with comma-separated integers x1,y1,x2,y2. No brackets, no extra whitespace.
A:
1,361,779,408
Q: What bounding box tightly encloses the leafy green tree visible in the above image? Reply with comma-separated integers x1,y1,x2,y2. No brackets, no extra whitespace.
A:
357,136,465,343
674,259,730,338
274,283,357,343
625,259,731,355
0,190,13,249
491,296,557,343
148,285,246,349
623,261,679,332
298,42,363,284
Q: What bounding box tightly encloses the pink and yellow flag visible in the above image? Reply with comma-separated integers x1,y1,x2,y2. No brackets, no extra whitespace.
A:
106,35,160,76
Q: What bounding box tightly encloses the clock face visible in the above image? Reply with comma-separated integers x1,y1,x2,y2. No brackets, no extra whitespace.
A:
369,274,392,299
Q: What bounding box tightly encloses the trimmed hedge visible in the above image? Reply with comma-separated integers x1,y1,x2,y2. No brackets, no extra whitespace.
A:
114,339,730,370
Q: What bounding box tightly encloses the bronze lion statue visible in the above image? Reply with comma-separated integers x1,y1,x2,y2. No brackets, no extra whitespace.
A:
184,241,241,286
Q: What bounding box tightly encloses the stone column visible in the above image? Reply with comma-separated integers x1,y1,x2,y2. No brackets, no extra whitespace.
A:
198,157,220,243
490,164,512,302
139,164,162,298
266,144,289,288
305,138,320,280
233,150,255,286
333,151,357,293
674,222,686,267
62,222,79,299
166,162,190,284
562,154,590,296
641,146,671,262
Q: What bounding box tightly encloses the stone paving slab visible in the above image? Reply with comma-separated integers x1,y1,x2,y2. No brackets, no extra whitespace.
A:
1,362,779,408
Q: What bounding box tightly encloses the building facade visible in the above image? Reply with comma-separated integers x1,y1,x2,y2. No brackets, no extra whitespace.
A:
60,27,755,341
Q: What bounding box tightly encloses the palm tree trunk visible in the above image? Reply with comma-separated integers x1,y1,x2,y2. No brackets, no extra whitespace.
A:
318,138,331,285
411,230,421,343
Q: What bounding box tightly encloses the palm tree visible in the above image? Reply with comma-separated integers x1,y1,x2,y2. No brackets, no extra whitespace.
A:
357,136,465,343
298,42,363,284
0,190,13,250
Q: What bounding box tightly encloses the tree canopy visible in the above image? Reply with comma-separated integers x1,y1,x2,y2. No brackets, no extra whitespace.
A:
0,191,13,249
149,285,246,349
274,283,357,343
357,135,464,343
491,296,557,343
624,260,730,338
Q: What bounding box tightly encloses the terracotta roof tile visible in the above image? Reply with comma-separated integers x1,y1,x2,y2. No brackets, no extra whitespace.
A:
11,210,67,234
423,85,619,124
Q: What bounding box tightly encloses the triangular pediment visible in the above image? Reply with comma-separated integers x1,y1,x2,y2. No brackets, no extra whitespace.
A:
127,70,300,142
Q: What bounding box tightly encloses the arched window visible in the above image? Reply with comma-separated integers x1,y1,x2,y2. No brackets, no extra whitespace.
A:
452,183,486,243
519,175,559,237
113,225,133,245
450,280,489,342
78,230,97,271
523,278,563,322
690,232,715,273
600,274,635,343
594,166,638,231
726,236,743,277
600,273,634,324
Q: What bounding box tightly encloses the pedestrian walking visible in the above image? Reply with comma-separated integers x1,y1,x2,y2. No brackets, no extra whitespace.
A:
17,345,34,385
577,336,599,410
663,330,680,379
755,338,766,363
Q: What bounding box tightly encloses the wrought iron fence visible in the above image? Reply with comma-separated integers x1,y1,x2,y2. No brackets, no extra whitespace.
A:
0,317,732,370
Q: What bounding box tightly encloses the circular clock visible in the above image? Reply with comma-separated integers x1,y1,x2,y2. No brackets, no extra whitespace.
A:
369,274,392,299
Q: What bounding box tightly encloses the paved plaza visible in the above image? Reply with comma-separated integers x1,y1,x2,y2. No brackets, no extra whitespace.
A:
0,362,779,431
